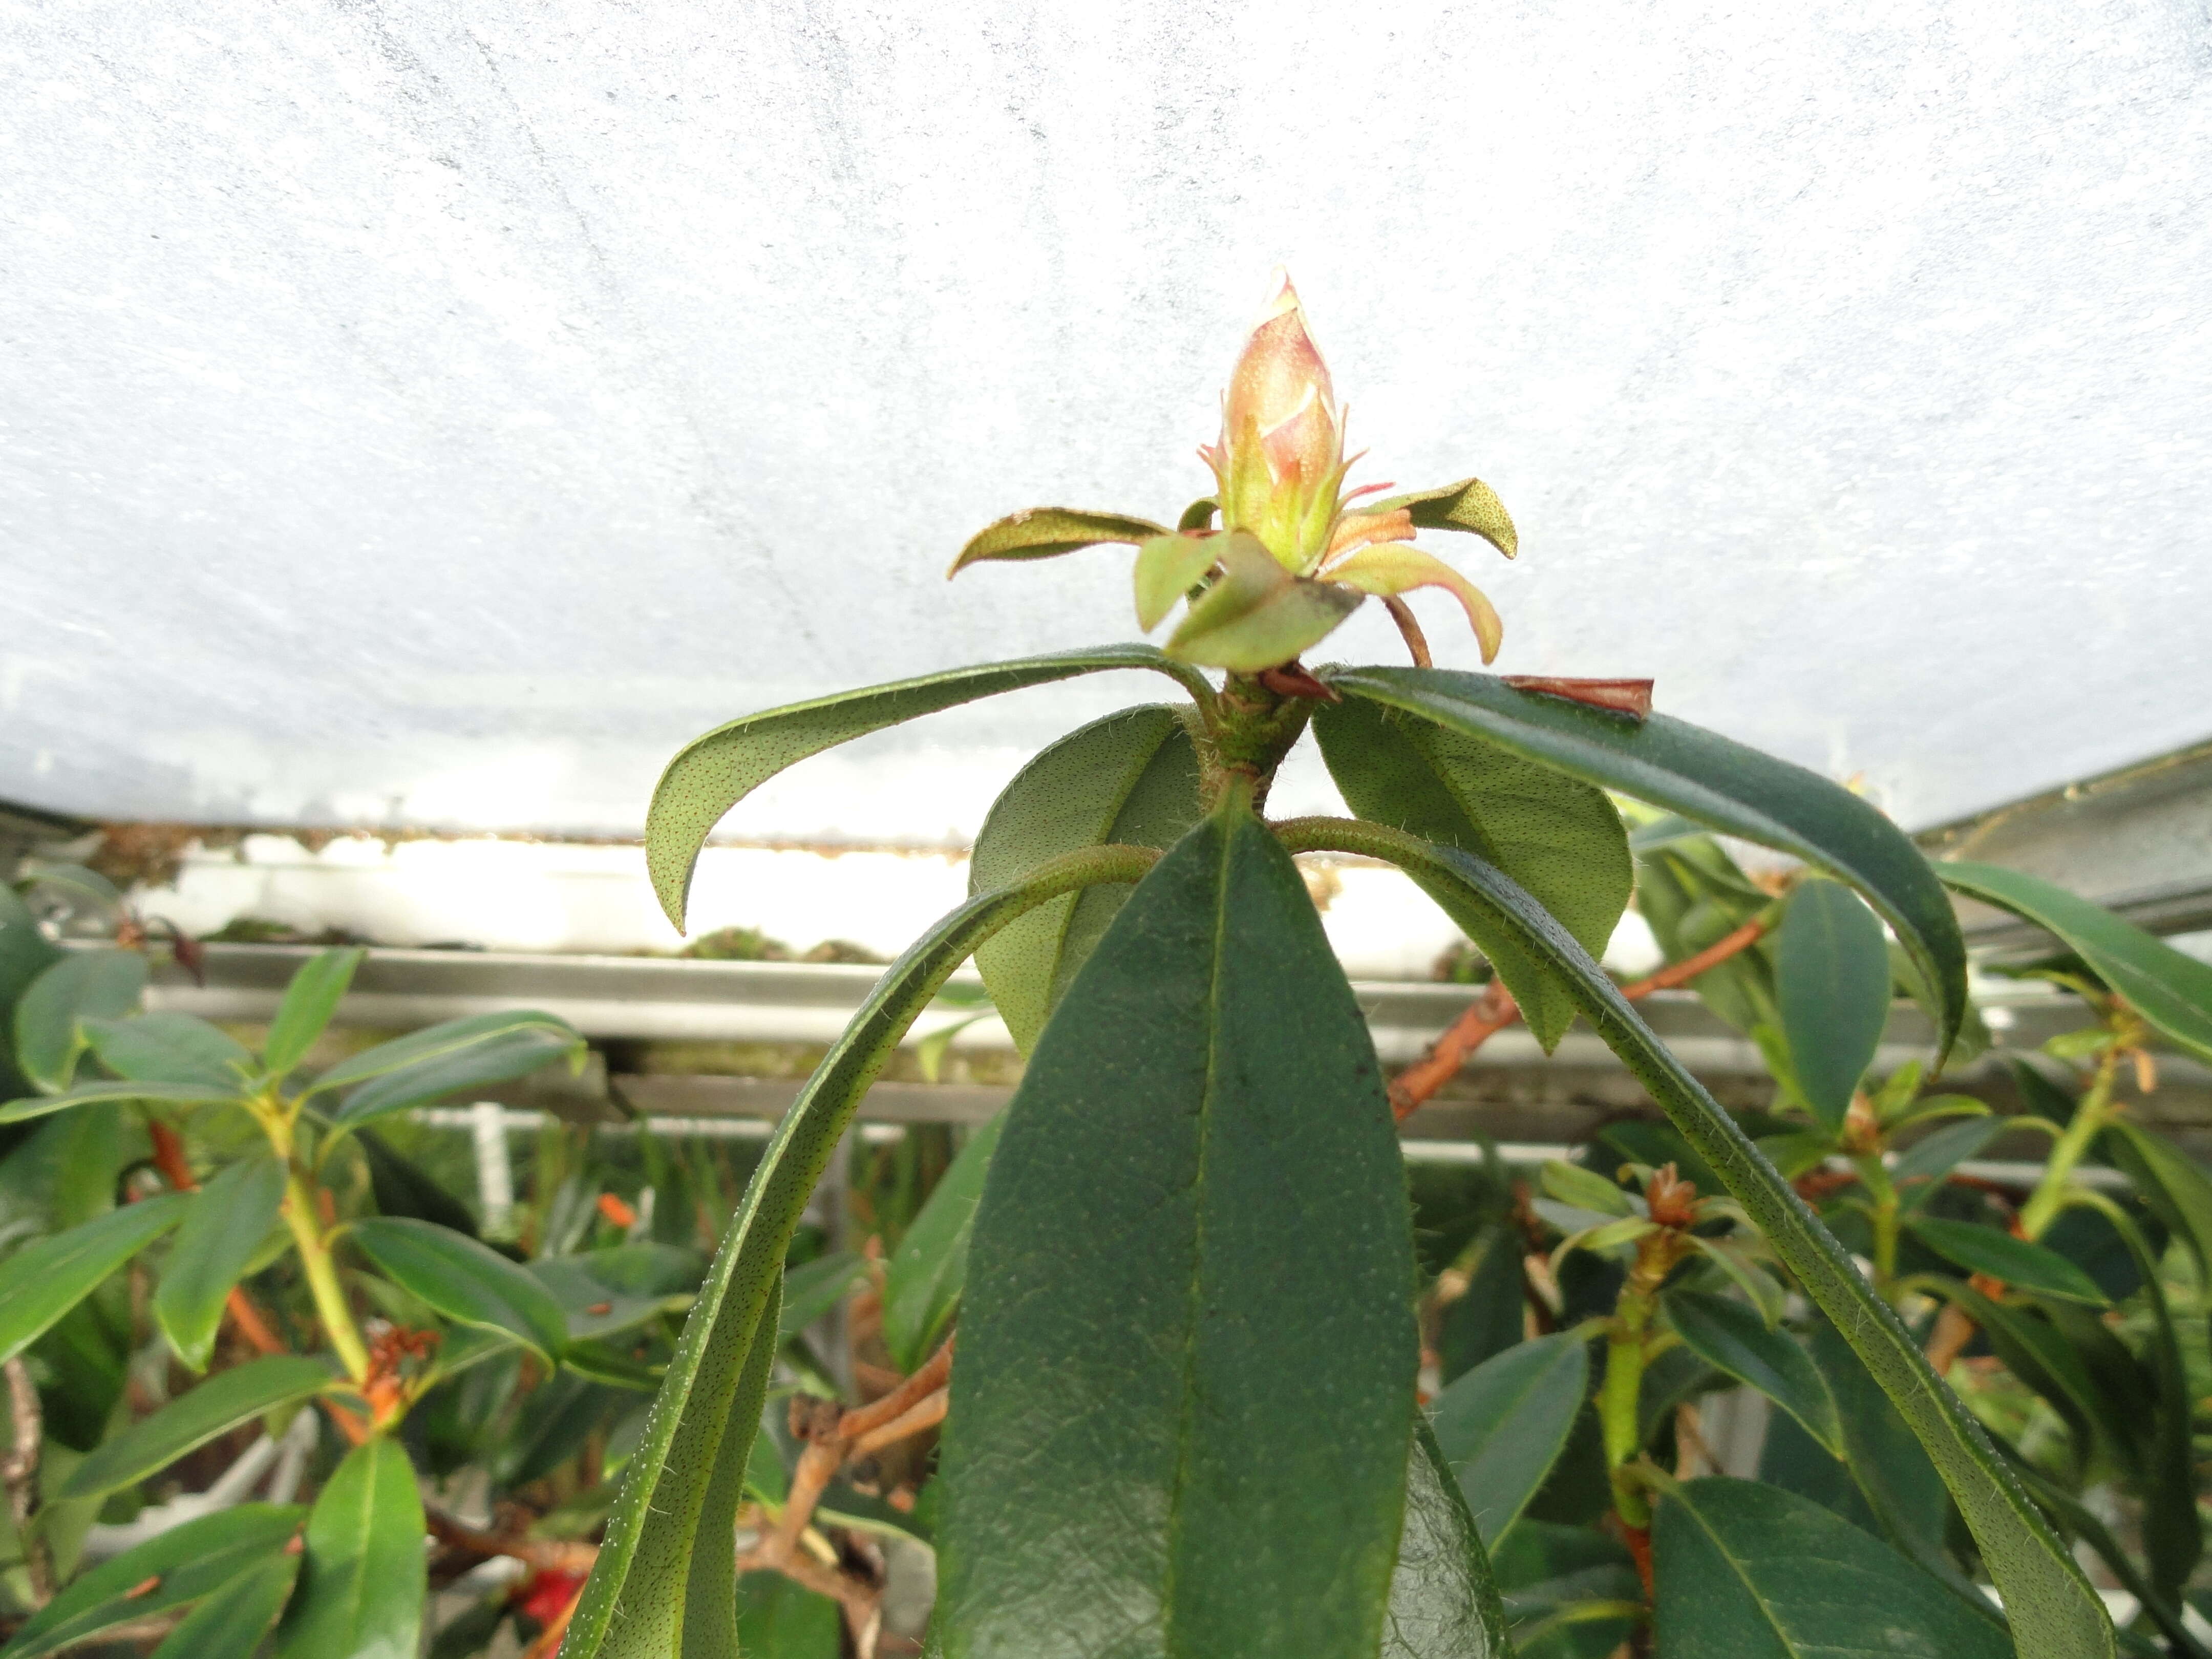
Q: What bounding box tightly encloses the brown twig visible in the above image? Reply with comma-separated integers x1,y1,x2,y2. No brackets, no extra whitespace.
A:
736,1535,884,1654
1381,596,1433,668
425,1508,601,1576
4,1358,54,1606
1388,918,1771,1120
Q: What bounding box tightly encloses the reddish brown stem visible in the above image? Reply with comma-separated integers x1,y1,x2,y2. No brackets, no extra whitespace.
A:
1388,918,1770,1120
426,1508,600,1575
1381,596,1433,668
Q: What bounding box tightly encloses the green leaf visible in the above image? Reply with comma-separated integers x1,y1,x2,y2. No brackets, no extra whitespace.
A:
947,506,1167,573
2104,1122,2212,1283
263,947,366,1077
562,843,1159,1659
1314,696,1631,1051
935,812,1418,1659
1905,1216,2109,1305
1309,825,2110,1659
1652,1477,2012,1658
1321,667,1968,1060
1774,880,1891,1131
1370,476,1519,560
0,1504,305,1659
358,1128,481,1238
1133,531,1220,630
316,1011,585,1128
736,1564,840,1659
667,1283,780,1659
777,1250,865,1337
15,949,148,1093
0,884,62,1018
272,1436,424,1659
1895,1117,2009,1214
1165,531,1363,671
882,1112,1002,1371
0,1192,192,1364
1539,1160,1636,1218
1491,1522,1640,1659
1382,1421,1513,1659
1663,1291,1841,1456
525,1245,702,1343
646,644,1202,929
151,1551,301,1659
81,1011,253,1090
1919,1276,2118,1463
1429,1330,1591,1547
1797,1312,1954,1578
350,1217,572,1360
970,706,1203,1054
0,1077,248,1125
61,1354,333,1499
1938,861,2212,1063
1177,496,1218,531
154,1153,288,1369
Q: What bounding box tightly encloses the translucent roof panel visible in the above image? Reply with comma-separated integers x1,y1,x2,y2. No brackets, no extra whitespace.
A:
5,2,2209,844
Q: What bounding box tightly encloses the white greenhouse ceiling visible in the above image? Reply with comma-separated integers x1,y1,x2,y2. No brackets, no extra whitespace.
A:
4,1,2209,846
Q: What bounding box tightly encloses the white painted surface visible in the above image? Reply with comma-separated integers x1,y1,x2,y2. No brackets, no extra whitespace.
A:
4,2,2208,839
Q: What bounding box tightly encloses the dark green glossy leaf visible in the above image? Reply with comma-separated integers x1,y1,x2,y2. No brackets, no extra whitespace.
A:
2105,1121,2212,1283
1371,476,1519,559
0,1503,305,1659
1320,828,2108,1659
358,1127,480,1237
1922,1276,2117,1463
527,1245,701,1343
1165,531,1360,670
948,506,1167,572
15,949,147,1093
351,1216,571,1360
155,1153,287,1369
1383,1422,1512,1658
1437,1223,1526,1384
2003,1449,2212,1659
1322,667,1968,1059
1895,1116,2009,1214
264,947,366,1077
646,645,1202,928
1797,1311,1956,1584
1663,1291,1840,1456
736,1565,840,1658
0,1077,246,1125
563,844,1159,1659
273,1436,424,1659
1314,696,1630,1051
777,1250,865,1337
0,1192,191,1364
971,706,1202,1054
1491,1521,1640,1659
81,1011,253,1089
935,811,1417,1659
319,1011,586,1128
1633,837,1779,1036
1939,861,2212,1062
1428,1331,1590,1549
882,1111,1002,1371
150,1550,300,1659
1652,1476,2011,1658
1774,880,1890,1131
1906,1216,2108,1305
563,1338,664,1391
62,1354,333,1499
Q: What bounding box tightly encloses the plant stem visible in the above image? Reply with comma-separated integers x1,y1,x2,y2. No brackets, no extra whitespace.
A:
281,1166,371,1385
2017,1047,2118,1241
3,1357,54,1607
1601,1298,1653,1529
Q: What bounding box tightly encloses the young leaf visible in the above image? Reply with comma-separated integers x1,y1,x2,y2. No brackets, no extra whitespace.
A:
947,506,1168,573
0,1503,305,1659
1662,1291,1842,1457
1311,827,2110,1659
1320,667,1968,1060
1384,1422,1513,1659
14,949,148,1093
1314,696,1631,1051
935,812,1418,1659
646,645,1204,929
1539,1159,1636,1218
970,706,1202,1053
880,1111,1002,1371
316,1011,585,1129
0,1078,247,1125
350,1217,571,1361
0,1192,192,1364
1133,531,1219,630
154,1153,287,1370
1369,476,1518,559
1905,1217,2109,1305
1652,1477,2011,1658
61,1354,333,1499
1429,1330,1591,1548
81,1011,253,1089
1938,861,2212,1063
1774,880,1890,1131
263,947,366,1077
1165,530,1362,670
272,1437,424,1659
150,1552,301,1659
562,842,1160,1659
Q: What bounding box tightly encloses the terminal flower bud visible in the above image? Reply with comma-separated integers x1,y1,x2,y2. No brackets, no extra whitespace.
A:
1201,274,1349,575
